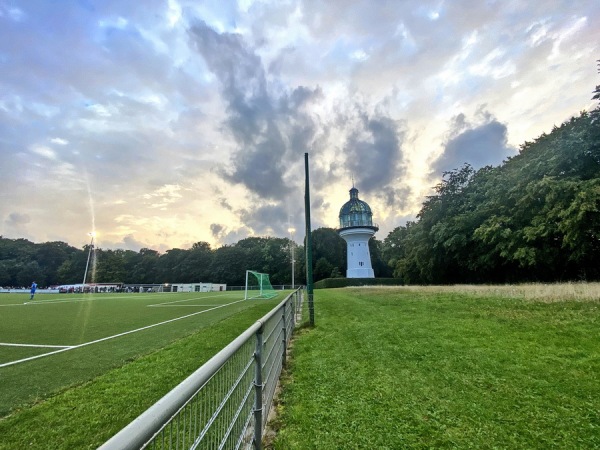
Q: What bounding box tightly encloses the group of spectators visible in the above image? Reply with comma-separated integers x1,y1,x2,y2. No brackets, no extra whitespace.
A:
0,281,37,299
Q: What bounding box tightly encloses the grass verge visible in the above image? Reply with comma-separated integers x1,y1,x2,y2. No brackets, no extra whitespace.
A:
271,287,600,449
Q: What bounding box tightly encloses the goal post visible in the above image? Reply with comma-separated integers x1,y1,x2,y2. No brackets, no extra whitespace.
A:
244,270,278,300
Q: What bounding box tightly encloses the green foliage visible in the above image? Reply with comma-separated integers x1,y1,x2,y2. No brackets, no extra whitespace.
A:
313,257,334,281
0,236,305,287
309,228,346,281
591,59,600,121
0,238,79,286
209,237,296,286
329,266,343,278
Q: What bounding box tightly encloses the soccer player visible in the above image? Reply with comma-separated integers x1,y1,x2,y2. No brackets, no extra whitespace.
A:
30,281,37,300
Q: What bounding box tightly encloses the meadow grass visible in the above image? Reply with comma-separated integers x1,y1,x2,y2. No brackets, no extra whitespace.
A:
271,286,600,449
0,292,283,449
387,282,600,302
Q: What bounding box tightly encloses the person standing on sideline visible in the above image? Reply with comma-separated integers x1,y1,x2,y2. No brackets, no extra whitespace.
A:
30,281,37,300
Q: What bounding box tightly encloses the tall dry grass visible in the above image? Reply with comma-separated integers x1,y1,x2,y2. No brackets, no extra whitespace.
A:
364,282,600,302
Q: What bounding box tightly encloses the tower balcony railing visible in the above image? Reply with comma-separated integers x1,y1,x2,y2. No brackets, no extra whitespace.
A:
338,220,379,231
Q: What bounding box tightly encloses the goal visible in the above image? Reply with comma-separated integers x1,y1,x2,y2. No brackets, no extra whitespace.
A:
244,270,278,300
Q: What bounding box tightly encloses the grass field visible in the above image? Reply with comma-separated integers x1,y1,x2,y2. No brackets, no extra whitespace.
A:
272,286,600,449
2,285,599,449
0,290,285,449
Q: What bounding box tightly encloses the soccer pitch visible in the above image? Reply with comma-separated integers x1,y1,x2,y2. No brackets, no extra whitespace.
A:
0,290,284,417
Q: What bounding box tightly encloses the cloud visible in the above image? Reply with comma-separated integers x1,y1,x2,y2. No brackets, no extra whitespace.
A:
188,18,414,234
188,20,322,202
3,212,32,239
344,112,407,198
5,212,30,227
238,202,291,236
104,234,150,252
211,223,252,246
0,1,598,251
432,109,516,175
210,223,224,238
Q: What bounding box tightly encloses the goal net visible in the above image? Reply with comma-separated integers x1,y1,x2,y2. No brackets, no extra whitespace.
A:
244,270,278,300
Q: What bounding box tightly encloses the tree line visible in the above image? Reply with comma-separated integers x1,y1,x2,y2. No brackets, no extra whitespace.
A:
2,69,599,287
0,231,390,288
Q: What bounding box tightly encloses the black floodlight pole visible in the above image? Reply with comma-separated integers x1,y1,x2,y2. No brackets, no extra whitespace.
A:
304,152,315,326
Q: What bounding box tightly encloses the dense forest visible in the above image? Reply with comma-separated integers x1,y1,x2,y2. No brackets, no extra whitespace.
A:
2,76,599,287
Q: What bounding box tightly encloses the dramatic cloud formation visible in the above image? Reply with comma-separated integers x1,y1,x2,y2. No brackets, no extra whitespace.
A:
344,112,407,204
433,109,515,174
0,0,598,251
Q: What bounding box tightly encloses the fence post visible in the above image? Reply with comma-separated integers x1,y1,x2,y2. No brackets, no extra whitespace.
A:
253,326,264,450
291,291,295,324
297,290,302,323
282,301,287,368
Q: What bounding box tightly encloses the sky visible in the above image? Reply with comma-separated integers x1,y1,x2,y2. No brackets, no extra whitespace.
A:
1,0,599,252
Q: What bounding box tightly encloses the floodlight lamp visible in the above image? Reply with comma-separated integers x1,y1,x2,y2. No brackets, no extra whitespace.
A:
288,227,296,234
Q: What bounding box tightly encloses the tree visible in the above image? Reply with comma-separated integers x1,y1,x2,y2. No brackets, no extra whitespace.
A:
95,249,127,282
369,237,393,277
130,248,160,283
313,257,334,281
33,241,76,285
592,59,600,121
181,242,214,282
15,261,44,287
210,245,251,286
310,228,346,279
157,248,189,282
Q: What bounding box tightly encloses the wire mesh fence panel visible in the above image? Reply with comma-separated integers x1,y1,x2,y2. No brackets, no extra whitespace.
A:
143,337,256,450
100,289,302,450
261,314,285,427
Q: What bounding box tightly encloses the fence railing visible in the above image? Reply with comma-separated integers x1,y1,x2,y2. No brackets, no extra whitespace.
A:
99,289,303,450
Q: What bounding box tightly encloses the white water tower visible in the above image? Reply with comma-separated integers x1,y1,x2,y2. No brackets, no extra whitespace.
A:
337,186,378,278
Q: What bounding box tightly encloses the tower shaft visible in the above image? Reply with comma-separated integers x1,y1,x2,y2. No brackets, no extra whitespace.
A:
339,228,375,278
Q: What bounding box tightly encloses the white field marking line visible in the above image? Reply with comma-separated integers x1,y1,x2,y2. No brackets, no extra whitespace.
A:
0,299,246,369
150,304,230,307
23,295,140,305
0,342,74,349
1,298,124,307
148,293,241,307
1,294,238,308
16,293,238,307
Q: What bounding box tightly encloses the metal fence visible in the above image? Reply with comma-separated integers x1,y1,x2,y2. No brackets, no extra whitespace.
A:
99,289,303,450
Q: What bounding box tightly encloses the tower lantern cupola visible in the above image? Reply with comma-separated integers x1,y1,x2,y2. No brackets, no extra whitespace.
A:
339,187,378,230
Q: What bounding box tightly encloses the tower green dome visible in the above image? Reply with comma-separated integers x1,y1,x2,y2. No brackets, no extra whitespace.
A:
338,187,379,231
